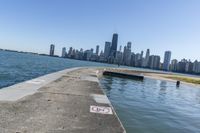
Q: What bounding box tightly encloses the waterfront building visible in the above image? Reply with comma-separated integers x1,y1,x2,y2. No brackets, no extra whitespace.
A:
49,44,55,56
68,47,73,58
110,33,118,58
61,47,66,57
142,49,150,68
130,53,136,66
193,60,200,73
83,50,93,61
119,45,122,52
163,51,171,71
177,59,187,72
170,59,178,71
153,55,161,69
140,51,143,59
135,53,142,67
91,48,94,54
123,42,132,66
104,42,111,58
96,45,99,55
149,55,160,69
115,51,123,64
185,60,193,73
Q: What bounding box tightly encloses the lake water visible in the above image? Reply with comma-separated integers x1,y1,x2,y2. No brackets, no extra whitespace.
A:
1,50,200,133
100,76,200,133
0,50,118,88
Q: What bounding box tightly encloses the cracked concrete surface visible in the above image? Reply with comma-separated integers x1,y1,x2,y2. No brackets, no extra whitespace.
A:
0,68,125,133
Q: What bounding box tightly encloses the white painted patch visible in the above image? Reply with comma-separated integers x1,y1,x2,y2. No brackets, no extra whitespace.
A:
26,79,45,84
91,94,110,104
90,105,113,115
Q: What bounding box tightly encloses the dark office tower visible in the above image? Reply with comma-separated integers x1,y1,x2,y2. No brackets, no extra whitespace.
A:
104,42,111,58
96,45,99,55
49,44,55,56
110,33,118,57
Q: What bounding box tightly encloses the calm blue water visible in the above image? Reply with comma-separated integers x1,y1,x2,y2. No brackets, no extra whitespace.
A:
0,50,118,88
100,77,200,133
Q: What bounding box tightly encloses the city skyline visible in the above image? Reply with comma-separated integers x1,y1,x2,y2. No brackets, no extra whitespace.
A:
0,0,200,61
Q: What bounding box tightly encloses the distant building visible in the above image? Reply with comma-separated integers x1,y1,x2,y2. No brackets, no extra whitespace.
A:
149,55,160,69
142,49,150,68
123,42,132,66
91,48,94,54
68,47,73,58
135,53,142,67
104,42,111,58
115,51,123,64
49,44,55,56
83,50,93,61
163,51,171,71
110,33,118,58
170,59,178,71
177,59,187,72
96,45,99,55
193,60,200,73
61,47,66,57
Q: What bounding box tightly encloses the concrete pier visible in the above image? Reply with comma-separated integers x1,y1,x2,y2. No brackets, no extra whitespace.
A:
0,68,125,133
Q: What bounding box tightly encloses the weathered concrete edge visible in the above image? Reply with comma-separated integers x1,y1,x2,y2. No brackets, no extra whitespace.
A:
0,67,81,101
96,70,127,133
0,67,126,132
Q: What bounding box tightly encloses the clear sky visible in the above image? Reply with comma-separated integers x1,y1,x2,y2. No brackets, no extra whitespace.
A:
0,0,200,61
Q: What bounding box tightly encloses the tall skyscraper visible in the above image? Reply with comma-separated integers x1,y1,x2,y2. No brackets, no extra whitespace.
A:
122,42,132,65
142,49,150,67
140,51,144,59
61,47,66,57
149,55,160,69
110,33,118,58
104,42,111,58
49,44,55,56
96,45,99,55
163,51,172,71
171,59,178,71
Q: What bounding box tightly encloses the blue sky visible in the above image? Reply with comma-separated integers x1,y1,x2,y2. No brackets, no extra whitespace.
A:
0,0,200,61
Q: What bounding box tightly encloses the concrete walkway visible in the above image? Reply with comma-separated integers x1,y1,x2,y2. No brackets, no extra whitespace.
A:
0,68,125,133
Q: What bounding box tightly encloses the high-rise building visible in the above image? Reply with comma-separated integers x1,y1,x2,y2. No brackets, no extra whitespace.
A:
96,45,99,55
104,42,111,58
193,60,200,73
49,44,55,56
119,45,122,52
140,51,143,59
163,51,171,71
142,49,150,67
91,48,94,54
68,47,73,57
124,42,132,65
149,55,160,69
61,47,66,57
110,33,118,58
171,59,178,71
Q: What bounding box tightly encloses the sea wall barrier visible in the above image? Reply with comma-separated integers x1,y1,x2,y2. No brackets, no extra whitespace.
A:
103,71,144,80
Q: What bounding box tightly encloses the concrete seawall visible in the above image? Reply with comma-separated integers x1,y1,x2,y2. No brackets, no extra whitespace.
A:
0,67,126,133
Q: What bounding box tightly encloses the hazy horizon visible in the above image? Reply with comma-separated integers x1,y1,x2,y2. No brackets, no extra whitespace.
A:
0,0,200,61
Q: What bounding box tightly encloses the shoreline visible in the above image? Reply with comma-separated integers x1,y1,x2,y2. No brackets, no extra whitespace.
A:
100,67,200,88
